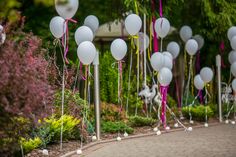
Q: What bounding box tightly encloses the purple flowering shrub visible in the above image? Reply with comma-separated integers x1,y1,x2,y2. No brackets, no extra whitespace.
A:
0,24,55,154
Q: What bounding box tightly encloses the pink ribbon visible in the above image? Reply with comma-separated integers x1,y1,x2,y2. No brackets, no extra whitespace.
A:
159,0,163,17
151,0,159,52
219,41,226,68
62,18,77,64
160,85,169,128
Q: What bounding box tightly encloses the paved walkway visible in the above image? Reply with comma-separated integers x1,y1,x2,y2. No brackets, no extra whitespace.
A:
73,124,236,157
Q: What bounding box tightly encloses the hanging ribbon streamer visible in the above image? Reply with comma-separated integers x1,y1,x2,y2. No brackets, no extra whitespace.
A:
160,86,169,128
126,52,133,117
184,56,193,106
166,105,188,131
188,90,201,123
204,84,211,123
174,60,181,109
151,0,158,52
219,41,226,68
62,18,77,64
159,0,163,17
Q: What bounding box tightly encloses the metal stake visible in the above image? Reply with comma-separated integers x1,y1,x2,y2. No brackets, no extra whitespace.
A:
93,51,101,140
216,55,222,122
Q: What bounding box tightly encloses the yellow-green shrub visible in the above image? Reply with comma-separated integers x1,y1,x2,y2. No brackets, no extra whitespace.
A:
20,137,42,154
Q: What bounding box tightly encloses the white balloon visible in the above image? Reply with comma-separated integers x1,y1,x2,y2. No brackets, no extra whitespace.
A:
74,26,94,45
194,75,204,90
49,16,65,38
200,67,213,83
193,35,204,50
232,79,236,92
163,51,173,60
150,53,164,71
227,26,236,41
125,14,142,36
185,39,198,56
228,50,236,64
167,42,180,59
158,67,173,86
231,62,236,77
230,36,236,50
134,32,150,52
180,25,192,42
163,53,173,70
110,39,127,61
77,41,96,65
154,17,170,38
55,0,78,19
84,15,99,33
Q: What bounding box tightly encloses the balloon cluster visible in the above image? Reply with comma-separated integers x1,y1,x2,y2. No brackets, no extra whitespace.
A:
228,26,236,92
194,67,214,90
49,0,99,65
0,25,6,45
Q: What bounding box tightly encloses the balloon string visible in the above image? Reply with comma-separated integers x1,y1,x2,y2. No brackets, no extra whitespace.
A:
62,18,77,64
118,61,123,113
159,0,163,17
174,60,181,108
80,63,87,80
184,49,188,79
191,62,194,96
126,51,133,117
148,17,152,60
189,91,201,122
185,56,193,106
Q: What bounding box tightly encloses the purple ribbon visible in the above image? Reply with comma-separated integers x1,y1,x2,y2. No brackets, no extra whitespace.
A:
151,0,159,52
160,85,169,128
159,0,163,17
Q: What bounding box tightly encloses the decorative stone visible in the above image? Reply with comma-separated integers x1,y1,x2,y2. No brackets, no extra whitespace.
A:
42,149,49,156
116,136,122,141
174,123,179,128
92,135,97,141
153,127,158,132
76,149,82,155
156,130,161,135
124,132,128,137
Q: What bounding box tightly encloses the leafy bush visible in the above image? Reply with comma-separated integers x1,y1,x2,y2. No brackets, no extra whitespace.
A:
54,89,86,118
90,102,126,122
43,115,80,141
128,116,156,127
101,121,134,134
20,137,42,154
167,94,177,108
182,105,214,121
0,22,55,155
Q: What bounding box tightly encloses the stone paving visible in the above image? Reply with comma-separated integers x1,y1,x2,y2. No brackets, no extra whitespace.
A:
71,124,236,157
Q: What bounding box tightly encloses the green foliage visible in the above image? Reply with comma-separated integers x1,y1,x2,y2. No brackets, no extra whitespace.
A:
100,52,118,103
99,102,126,122
167,94,177,108
101,121,134,134
128,116,156,127
20,137,42,154
182,105,214,121
43,115,80,141
54,89,86,118
33,124,54,148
